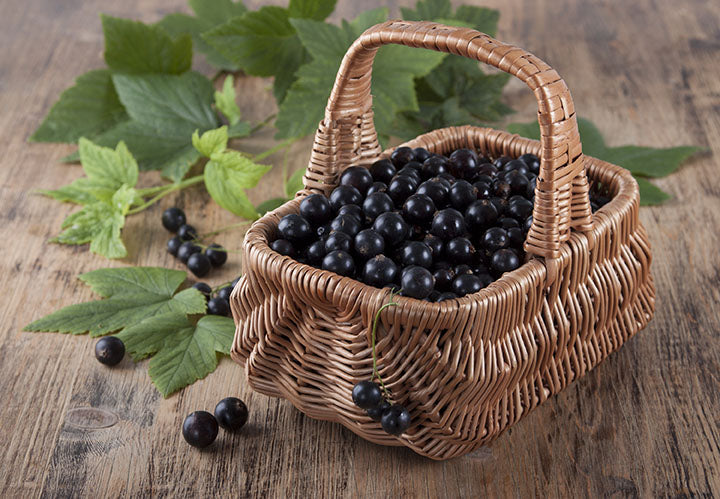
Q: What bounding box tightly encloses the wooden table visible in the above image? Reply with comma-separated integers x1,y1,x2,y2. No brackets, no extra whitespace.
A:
2,0,718,496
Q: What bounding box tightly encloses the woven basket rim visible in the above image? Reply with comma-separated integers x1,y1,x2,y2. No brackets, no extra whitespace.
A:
242,125,639,313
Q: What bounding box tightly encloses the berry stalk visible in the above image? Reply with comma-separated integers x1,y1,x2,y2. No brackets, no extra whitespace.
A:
370,292,399,399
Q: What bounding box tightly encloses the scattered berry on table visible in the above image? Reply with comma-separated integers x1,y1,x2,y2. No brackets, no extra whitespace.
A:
176,241,200,263
167,236,182,256
95,336,125,366
192,282,212,300
214,397,249,431
177,224,198,241
187,253,211,277
207,297,230,316
205,243,228,267
217,286,232,302
161,207,186,232
182,411,218,448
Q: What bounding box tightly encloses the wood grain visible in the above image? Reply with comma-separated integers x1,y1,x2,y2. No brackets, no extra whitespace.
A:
1,0,718,496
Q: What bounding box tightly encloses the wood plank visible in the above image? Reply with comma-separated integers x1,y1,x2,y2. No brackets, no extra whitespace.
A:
0,0,718,496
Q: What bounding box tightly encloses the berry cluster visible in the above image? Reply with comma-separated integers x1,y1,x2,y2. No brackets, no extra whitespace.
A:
272,147,545,300
352,380,410,436
192,277,240,317
163,207,228,277
182,397,249,448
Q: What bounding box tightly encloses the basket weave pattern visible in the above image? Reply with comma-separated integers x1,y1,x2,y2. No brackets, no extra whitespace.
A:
229,21,655,460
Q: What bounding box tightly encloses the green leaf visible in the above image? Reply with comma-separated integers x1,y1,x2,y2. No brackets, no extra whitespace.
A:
288,0,337,21
192,126,228,157
505,117,699,205
400,0,452,20
102,14,192,75
156,0,247,70
30,69,128,143
24,267,206,336
227,120,252,139
285,167,306,198
116,313,234,397
81,72,219,182
256,197,287,215
204,151,270,218
214,75,242,125
636,177,672,205
452,6,500,35
276,10,446,139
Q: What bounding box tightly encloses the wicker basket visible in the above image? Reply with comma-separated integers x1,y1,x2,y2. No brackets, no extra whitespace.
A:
229,20,655,460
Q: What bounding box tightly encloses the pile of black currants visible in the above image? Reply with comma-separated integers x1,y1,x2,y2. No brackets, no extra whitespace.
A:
163,207,228,278
182,397,249,448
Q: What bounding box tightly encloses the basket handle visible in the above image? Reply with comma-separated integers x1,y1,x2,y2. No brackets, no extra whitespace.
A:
303,20,593,260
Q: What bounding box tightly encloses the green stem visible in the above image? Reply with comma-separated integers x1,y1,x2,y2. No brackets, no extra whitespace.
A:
249,113,277,135
136,184,171,196
370,293,400,399
127,175,204,215
254,138,297,162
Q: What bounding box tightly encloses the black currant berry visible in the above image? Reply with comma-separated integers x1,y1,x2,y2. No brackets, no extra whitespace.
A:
454,264,474,276
214,397,249,431
337,204,365,223
278,214,313,244
182,411,218,448
354,229,385,260
387,176,417,206
177,242,201,264
444,237,476,264
366,182,388,195
300,193,332,226
340,166,373,194
422,234,444,258
503,159,529,176
396,165,421,182
519,153,540,174
421,156,449,179
433,267,455,291
363,192,395,220
362,255,399,288
494,155,512,168
465,201,499,230
431,208,465,240
451,274,484,297
381,404,411,435
304,240,326,265
482,227,509,251
208,297,230,316
449,180,477,211
473,181,492,199
417,179,449,207
367,399,391,422
390,146,415,167
372,212,409,247
330,214,361,237
325,231,352,253
192,282,212,300
322,250,355,277
436,292,458,302
187,253,211,277
499,216,520,229
369,159,396,183
205,243,228,267
271,239,296,257
352,381,383,409
167,236,182,256
178,224,198,242
413,148,432,163
491,249,521,274
448,148,478,179
329,185,363,211
95,336,125,366
507,197,534,220
162,207,187,232
402,194,436,226
401,241,433,268
217,286,232,301
401,266,435,299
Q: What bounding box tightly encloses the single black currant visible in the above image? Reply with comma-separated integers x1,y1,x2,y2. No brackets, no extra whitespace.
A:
167,236,183,256
491,249,521,274
354,229,385,260
448,180,478,211
390,146,415,167
372,212,409,247
217,286,233,302
451,274,484,297
503,159,529,176
352,381,383,409
402,194,436,226
454,264,474,276
369,159,396,183
339,166,374,194
401,266,435,299
436,291,458,302
300,193,332,226
416,179,449,207
192,282,212,300
366,181,388,195
278,214,313,244
182,411,218,448
396,165,421,182
473,181,492,199
363,192,395,220
465,201,499,230
162,207,187,232
325,231,353,253
187,253,211,277
304,240,326,265
367,399,391,422
214,397,249,431
444,237,476,264
330,214,361,237
205,243,228,267
493,155,512,168
519,153,541,174
422,234,444,258
507,197,534,220
337,204,365,223
448,148,478,179
381,404,411,435
387,176,417,206
362,255,399,288
433,267,455,291
177,241,201,264
177,224,198,242
499,216,520,229
329,185,363,211
271,238,296,257
482,227,509,251
322,250,355,277
401,241,433,268
431,208,465,240
413,147,432,163
231,277,241,288
95,336,125,366
421,156,449,179
207,297,230,316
